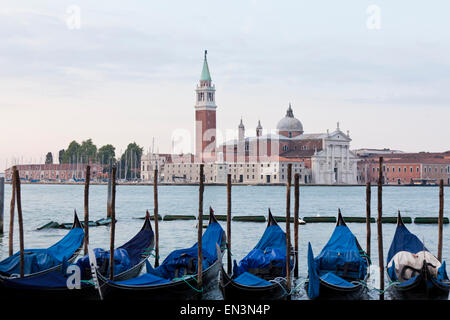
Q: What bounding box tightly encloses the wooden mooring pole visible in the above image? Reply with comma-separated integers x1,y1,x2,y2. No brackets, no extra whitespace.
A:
84,165,90,255
438,179,444,262
286,163,292,299
13,167,25,277
294,173,300,278
153,169,159,267
107,168,112,218
9,167,16,256
197,164,204,292
226,173,232,275
0,177,4,234
377,157,384,300
366,182,371,258
109,166,117,280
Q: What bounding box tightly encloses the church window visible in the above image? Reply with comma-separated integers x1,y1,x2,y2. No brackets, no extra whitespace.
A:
289,132,292,138
282,145,289,151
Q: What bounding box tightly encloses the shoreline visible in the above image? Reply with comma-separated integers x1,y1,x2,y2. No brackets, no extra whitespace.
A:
2,181,445,187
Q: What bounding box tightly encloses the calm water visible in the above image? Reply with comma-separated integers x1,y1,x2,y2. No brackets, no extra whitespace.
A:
0,184,449,300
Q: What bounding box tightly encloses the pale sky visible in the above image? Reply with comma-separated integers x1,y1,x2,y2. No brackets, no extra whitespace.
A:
1,0,450,168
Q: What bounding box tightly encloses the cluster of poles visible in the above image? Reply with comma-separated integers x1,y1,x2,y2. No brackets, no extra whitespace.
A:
3,155,446,299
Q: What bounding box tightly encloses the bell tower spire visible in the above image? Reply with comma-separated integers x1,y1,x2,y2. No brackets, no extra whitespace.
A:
195,50,217,163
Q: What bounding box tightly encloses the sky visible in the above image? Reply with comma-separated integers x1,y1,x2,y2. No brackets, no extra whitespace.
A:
1,0,450,168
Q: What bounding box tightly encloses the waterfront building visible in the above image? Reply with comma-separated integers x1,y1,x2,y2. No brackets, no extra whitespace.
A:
357,151,450,185
4,163,105,182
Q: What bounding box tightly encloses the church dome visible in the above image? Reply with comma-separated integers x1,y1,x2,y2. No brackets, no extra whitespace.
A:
276,104,303,133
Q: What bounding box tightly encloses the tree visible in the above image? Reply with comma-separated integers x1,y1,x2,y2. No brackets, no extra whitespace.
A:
119,142,143,180
62,140,81,164
45,152,53,164
98,144,116,165
58,149,65,164
79,138,97,163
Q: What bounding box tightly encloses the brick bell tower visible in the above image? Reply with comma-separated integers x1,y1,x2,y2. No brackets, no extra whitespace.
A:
195,50,217,163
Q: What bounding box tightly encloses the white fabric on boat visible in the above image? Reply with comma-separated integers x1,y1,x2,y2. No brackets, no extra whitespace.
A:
387,251,441,281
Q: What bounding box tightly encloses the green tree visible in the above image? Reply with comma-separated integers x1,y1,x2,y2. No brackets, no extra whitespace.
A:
98,144,116,165
79,138,97,163
58,149,65,164
45,152,53,164
119,142,143,180
62,140,81,164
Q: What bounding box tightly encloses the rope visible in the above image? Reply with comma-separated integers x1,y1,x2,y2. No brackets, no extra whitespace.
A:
142,248,157,258
350,279,400,295
172,274,204,293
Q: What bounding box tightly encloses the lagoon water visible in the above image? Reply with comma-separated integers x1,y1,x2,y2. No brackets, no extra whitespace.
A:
0,184,449,300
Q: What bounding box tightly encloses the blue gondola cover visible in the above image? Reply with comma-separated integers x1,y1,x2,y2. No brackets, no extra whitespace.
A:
307,223,367,298
113,221,224,285
0,227,84,276
387,223,428,263
234,272,272,286
232,223,290,287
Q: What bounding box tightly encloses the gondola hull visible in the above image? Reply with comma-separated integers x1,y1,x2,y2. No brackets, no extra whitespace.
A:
0,215,154,300
97,255,223,300
386,211,450,300
0,252,149,300
388,273,450,300
219,266,288,300
304,278,367,300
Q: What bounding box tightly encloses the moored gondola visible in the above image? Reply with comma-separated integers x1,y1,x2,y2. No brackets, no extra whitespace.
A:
219,209,292,300
306,209,370,299
0,211,84,289
386,211,450,299
0,213,155,300
96,208,225,300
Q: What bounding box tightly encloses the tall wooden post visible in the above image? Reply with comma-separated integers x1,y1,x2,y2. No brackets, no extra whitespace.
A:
286,163,292,298
109,166,117,280
377,157,384,300
9,167,16,256
107,168,112,218
226,173,232,275
0,177,4,234
84,165,90,255
438,179,444,262
366,182,371,258
294,173,300,278
197,164,204,292
13,167,25,277
153,168,160,267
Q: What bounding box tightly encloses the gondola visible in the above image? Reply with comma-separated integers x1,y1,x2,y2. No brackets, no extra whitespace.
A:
386,211,450,299
96,208,225,300
0,213,154,300
219,209,292,300
306,210,370,299
0,211,84,288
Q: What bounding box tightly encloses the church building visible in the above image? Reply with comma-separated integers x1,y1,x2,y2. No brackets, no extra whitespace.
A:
142,51,359,184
